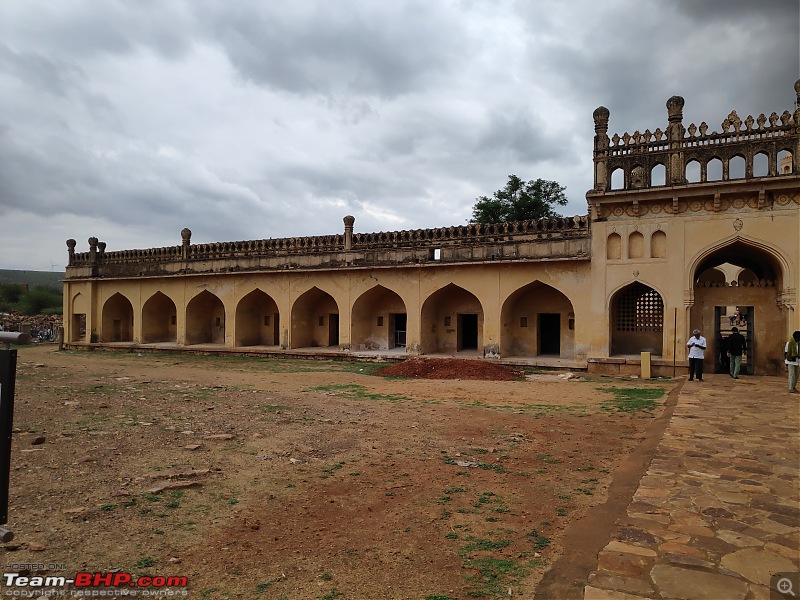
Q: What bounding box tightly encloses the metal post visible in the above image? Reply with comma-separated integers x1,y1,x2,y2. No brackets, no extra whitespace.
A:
0,348,17,538
673,307,677,378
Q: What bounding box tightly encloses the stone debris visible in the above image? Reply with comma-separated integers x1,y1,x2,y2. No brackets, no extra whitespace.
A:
204,433,234,440
30,436,45,445
145,480,202,494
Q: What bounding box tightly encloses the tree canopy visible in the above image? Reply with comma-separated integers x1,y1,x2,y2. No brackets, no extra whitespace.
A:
470,175,568,224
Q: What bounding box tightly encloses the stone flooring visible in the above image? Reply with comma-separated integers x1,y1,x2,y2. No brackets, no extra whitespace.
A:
585,373,800,599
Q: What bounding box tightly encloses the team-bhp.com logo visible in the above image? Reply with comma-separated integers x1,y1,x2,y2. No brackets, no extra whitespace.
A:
4,572,188,596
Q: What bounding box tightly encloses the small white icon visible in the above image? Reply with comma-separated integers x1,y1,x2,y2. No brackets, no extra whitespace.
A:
778,577,796,597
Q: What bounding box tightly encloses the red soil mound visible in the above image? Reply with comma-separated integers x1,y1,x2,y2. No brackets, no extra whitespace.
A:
375,358,524,381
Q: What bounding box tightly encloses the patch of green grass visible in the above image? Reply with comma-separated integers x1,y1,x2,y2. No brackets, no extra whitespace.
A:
535,454,561,464
134,556,156,569
599,386,665,412
122,498,137,508
321,589,343,600
323,461,346,474
320,572,333,581
100,504,116,512
445,532,458,540
444,486,468,494
228,497,239,505
141,492,160,502
426,595,455,600
461,536,511,552
463,557,539,598
527,530,551,549
255,582,271,593
310,383,411,403
556,507,568,516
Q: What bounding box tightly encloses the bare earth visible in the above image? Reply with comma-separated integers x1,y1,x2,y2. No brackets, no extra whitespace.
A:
1,345,675,599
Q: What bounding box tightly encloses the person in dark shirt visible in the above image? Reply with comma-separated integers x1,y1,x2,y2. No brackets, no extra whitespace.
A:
726,327,747,379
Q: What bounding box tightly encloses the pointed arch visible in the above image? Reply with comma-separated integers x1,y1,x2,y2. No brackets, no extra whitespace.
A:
610,282,664,356
235,289,279,347
186,290,226,345
71,292,87,342
101,292,134,342
351,285,407,351
500,281,575,358
420,284,483,354
290,287,339,348
142,291,177,343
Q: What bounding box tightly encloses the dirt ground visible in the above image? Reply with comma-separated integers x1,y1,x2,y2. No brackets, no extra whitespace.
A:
1,345,675,599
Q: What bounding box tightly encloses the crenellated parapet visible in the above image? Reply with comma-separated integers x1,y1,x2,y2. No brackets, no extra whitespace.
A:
589,80,800,198
65,214,591,280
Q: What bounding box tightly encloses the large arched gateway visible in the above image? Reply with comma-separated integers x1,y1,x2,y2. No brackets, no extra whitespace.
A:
690,239,788,375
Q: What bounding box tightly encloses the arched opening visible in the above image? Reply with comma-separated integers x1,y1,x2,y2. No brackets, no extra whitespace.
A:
697,267,726,286
351,285,407,352
729,155,745,180
685,160,701,183
628,231,644,259
186,290,226,345
650,164,666,186
610,168,624,190
610,282,664,356
290,287,339,348
753,152,769,177
778,149,793,174
650,230,667,258
420,284,483,354
142,292,177,343
71,292,87,342
607,233,622,260
500,282,575,358
101,293,133,342
235,290,280,347
737,268,758,286
691,241,784,375
707,157,723,181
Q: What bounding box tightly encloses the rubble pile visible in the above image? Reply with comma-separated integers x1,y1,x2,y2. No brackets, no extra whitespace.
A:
0,310,62,340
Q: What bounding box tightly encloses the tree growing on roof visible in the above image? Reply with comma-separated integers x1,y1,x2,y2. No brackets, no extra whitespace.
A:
470,174,567,224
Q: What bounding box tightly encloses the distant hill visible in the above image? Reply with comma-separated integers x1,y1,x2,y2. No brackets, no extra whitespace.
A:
0,269,64,289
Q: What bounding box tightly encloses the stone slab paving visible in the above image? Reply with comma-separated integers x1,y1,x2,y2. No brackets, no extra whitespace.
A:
585,374,799,599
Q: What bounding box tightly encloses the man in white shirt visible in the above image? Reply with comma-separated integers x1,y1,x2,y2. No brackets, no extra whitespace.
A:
785,330,800,393
687,328,707,382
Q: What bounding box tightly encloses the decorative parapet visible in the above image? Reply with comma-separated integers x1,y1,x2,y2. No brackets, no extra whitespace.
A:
589,80,800,194
65,214,591,279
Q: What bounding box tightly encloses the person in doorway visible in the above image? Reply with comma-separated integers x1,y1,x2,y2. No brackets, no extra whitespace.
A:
726,327,746,379
785,331,800,393
687,329,707,382
733,308,740,325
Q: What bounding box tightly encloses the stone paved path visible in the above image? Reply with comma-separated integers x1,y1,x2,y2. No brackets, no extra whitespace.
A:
584,374,800,599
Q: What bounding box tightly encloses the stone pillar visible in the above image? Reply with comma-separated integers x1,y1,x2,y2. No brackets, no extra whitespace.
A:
343,215,355,251
666,95,685,185
181,228,192,260
66,239,76,266
593,106,610,192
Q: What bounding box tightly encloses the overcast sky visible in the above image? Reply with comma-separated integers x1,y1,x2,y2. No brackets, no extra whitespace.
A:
0,0,797,271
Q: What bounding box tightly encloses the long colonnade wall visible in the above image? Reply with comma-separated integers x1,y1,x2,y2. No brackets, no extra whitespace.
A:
63,261,595,360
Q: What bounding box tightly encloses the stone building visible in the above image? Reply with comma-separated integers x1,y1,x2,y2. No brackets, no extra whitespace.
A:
63,82,800,376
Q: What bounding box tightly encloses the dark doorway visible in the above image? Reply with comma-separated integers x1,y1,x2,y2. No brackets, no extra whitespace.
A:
539,313,561,355
273,313,280,346
459,314,478,350
391,313,407,348
714,305,754,374
328,313,339,346
112,319,122,342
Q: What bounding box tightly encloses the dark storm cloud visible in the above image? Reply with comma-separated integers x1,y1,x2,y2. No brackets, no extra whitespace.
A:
194,2,466,98
0,0,797,269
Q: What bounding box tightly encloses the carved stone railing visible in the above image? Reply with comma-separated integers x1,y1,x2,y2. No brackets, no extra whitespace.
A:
65,215,591,279
590,80,800,193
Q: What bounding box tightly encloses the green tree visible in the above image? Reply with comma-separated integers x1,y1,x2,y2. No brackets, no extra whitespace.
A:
16,287,62,315
470,175,568,224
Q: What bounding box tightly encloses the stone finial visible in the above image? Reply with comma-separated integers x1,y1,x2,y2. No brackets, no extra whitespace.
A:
795,79,800,110
88,237,98,250
97,241,106,254
66,239,76,251
181,228,192,245
593,106,610,133
343,215,355,251
666,95,685,122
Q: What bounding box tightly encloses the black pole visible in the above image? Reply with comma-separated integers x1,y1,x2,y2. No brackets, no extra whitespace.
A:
0,348,17,528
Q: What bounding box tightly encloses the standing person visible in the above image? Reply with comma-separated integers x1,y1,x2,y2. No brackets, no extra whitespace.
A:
785,331,800,393
726,327,747,379
687,329,707,382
